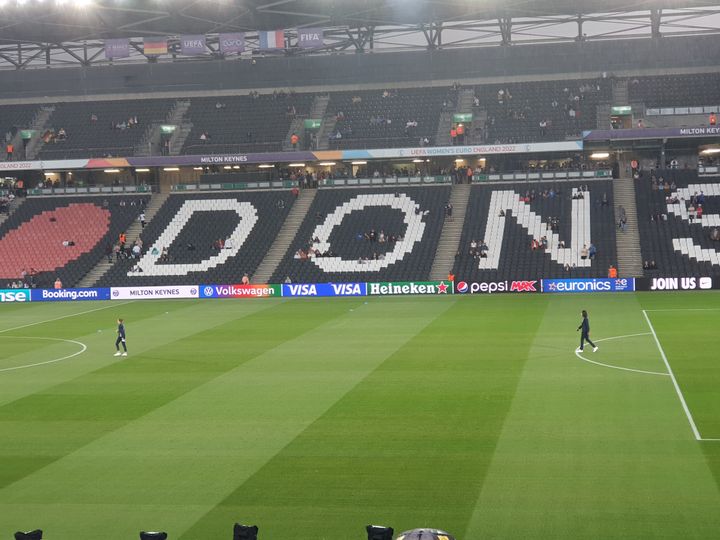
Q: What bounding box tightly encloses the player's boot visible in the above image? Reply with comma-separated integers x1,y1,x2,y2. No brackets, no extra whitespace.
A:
114,351,122,357
593,346,599,352
575,347,583,353
121,352,128,357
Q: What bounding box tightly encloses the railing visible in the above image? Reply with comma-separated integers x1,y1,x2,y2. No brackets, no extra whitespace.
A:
38,146,135,160
646,106,719,116
182,142,282,155
476,170,612,182
170,171,614,192
26,185,153,196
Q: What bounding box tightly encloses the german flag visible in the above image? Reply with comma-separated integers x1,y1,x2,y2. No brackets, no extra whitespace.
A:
143,38,167,56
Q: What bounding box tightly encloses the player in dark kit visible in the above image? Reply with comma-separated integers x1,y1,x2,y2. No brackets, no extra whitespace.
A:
576,310,598,353
114,318,127,357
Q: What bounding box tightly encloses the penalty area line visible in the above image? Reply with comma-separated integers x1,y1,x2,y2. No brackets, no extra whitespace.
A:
574,332,670,377
0,301,134,334
642,309,703,441
0,336,87,373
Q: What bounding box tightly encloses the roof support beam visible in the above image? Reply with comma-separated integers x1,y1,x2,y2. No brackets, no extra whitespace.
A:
499,16,512,45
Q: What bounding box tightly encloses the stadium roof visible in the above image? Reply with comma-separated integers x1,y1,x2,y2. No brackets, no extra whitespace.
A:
0,0,718,44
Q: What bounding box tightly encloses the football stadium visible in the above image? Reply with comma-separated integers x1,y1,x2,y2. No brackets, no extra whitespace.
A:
1,0,720,538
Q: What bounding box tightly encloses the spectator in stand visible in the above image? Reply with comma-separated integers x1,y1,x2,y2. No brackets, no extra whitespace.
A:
290,132,299,149
697,204,703,221
5,142,13,161
57,128,67,141
581,245,589,260
710,112,717,126
241,273,250,285
608,265,618,278
54,277,63,289
588,243,597,260
139,212,146,228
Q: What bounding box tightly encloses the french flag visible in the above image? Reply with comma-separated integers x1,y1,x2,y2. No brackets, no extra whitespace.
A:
259,30,285,50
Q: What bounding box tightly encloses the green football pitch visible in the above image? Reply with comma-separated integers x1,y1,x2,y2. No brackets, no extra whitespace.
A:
1,292,719,539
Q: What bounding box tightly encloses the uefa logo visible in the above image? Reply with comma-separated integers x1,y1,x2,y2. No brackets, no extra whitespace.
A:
190,288,197,295
456,281,469,293
112,290,119,297
203,286,214,297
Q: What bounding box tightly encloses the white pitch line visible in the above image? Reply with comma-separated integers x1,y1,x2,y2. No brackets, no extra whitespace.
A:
0,301,134,334
643,309,703,441
643,308,720,312
0,336,87,372
574,332,670,376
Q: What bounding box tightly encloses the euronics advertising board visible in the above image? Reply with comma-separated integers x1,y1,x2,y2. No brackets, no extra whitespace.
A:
31,288,111,301
541,278,635,293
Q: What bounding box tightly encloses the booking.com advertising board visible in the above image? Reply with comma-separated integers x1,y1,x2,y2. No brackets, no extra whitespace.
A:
2,278,720,303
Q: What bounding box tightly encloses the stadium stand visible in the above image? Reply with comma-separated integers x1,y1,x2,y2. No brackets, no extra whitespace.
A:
455,181,617,281
270,185,451,283
326,87,452,149
181,93,314,155
0,104,42,152
478,78,611,143
635,169,720,276
0,195,146,288
628,73,720,108
37,99,174,159
97,190,295,286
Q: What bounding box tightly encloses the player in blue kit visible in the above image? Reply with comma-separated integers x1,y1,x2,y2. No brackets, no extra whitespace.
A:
114,318,127,357
576,310,598,353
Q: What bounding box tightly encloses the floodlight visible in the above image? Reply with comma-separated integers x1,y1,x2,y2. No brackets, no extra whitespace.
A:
14,531,42,540
139,532,167,540
366,524,394,540
233,523,259,540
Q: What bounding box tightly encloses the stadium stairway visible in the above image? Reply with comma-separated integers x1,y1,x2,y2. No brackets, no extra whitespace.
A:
613,78,629,105
25,106,56,160
429,182,472,280
612,177,644,277
167,100,192,156
252,188,317,283
77,192,169,287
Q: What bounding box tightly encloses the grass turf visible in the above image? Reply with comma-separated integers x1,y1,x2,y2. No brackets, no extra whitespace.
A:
0,292,719,539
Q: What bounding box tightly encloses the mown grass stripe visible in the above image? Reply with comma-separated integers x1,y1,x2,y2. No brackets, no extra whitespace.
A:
0,299,352,495
179,295,548,540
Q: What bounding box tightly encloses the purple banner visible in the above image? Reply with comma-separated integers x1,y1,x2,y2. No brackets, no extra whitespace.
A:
104,38,130,59
297,28,323,48
180,35,206,56
584,126,720,141
219,33,245,54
